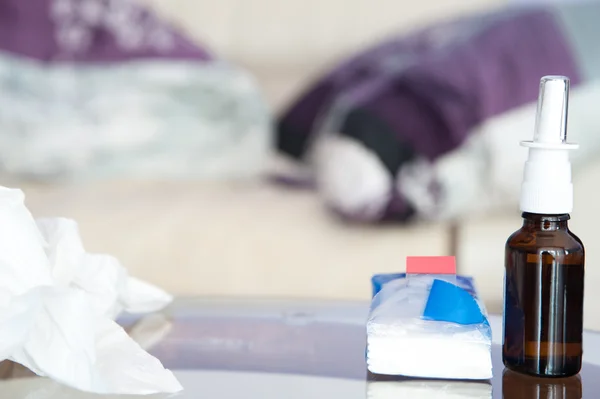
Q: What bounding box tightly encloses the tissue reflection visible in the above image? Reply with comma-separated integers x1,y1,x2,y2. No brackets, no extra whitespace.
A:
0,376,180,399
502,369,582,399
0,361,35,380
367,376,492,399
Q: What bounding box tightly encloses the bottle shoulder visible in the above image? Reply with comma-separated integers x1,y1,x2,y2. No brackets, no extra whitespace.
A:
506,226,584,253
568,229,585,249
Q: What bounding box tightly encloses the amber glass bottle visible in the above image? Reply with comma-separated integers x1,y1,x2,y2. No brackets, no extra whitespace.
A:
503,212,584,377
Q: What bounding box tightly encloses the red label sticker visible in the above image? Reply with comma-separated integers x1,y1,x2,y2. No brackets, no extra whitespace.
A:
406,256,456,275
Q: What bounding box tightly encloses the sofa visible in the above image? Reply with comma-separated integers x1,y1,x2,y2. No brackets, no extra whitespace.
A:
16,0,600,330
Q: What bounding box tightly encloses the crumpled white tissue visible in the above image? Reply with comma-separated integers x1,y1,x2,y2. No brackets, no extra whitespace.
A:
0,187,182,395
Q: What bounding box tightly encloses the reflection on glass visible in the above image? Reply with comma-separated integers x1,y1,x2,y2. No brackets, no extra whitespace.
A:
0,376,173,399
367,376,492,399
502,369,582,399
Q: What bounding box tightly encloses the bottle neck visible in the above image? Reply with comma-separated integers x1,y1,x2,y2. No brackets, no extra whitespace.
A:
521,212,570,231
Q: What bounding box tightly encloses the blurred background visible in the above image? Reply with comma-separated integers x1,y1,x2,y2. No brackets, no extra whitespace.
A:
3,0,600,327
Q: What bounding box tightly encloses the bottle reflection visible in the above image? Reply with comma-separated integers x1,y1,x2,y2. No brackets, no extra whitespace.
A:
503,369,582,399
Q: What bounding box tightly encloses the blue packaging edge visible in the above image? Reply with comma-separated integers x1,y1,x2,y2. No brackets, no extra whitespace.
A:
370,273,490,327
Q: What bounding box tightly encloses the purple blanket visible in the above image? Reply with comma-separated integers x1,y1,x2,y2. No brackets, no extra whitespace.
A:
0,0,210,63
277,4,600,222
0,0,272,181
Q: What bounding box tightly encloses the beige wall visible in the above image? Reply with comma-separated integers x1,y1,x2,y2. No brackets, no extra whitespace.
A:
142,0,506,66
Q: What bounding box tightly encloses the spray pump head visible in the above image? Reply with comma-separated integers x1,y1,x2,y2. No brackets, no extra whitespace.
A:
520,76,578,214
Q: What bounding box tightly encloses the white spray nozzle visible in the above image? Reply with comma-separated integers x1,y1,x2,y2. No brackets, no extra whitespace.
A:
523,76,578,150
534,76,569,144
519,75,578,214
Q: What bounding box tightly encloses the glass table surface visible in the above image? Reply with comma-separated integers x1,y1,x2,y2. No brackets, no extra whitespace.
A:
1,298,598,398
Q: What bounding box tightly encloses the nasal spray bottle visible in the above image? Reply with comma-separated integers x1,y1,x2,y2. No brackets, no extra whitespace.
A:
503,76,585,377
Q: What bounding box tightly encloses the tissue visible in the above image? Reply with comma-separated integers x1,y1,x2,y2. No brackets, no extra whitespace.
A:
367,273,492,380
0,187,182,394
